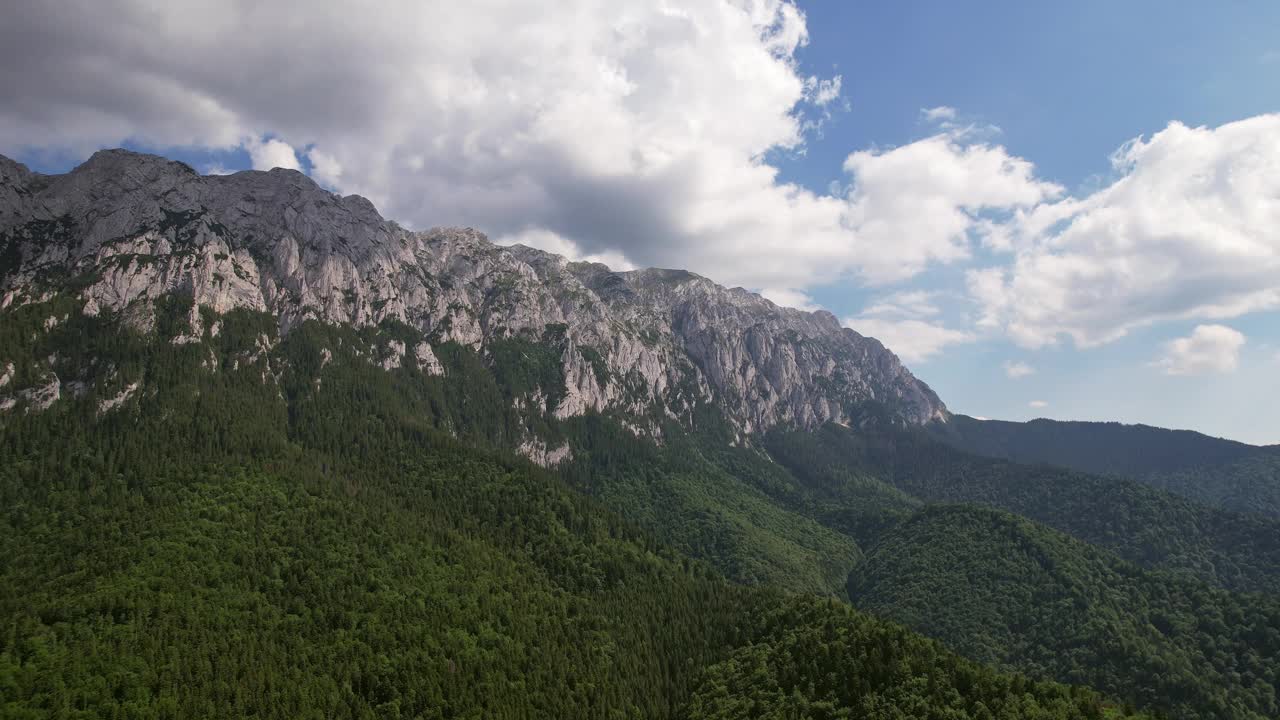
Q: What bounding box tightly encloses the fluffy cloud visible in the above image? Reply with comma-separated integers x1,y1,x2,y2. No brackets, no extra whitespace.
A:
840,134,1061,283
6,2,1274,368
0,0,1058,292
970,115,1280,348
1002,361,1035,379
759,288,821,312
1028,400,1049,409
805,75,843,107
245,137,301,172
497,228,638,271
1153,324,1246,376
921,106,957,123
844,291,975,363
859,290,941,318
306,148,343,187
846,317,974,363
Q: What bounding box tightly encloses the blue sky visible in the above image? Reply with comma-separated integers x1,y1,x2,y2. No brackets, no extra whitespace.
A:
790,1,1280,191
768,1,1280,442
4,1,1279,443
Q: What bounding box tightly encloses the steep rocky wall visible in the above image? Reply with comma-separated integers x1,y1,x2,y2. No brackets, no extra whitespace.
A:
0,149,947,435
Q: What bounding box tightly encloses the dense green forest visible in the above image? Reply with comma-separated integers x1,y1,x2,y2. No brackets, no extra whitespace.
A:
1136,450,1280,520
848,505,1280,720
680,595,1134,720
767,423,1280,595
0,296,1144,719
559,415,862,597
935,415,1258,478
6,292,1280,719
936,415,1280,519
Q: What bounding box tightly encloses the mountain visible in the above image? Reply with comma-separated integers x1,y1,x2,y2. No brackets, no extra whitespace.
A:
0,279,1134,719
773,422,1280,595
935,415,1258,477
1141,449,1280,520
0,149,944,448
936,415,1280,519
8,148,1278,719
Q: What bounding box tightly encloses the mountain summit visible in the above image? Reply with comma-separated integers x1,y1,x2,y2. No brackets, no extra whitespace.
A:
0,149,945,437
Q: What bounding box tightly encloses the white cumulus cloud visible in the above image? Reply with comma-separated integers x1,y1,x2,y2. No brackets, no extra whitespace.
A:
5,2,1276,368
1153,324,1246,376
245,136,301,171
1002,361,1035,379
759,288,821,312
859,290,941,318
0,0,1060,292
306,147,343,187
921,106,957,123
496,228,637,271
844,317,974,364
805,75,843,107
1028,400,1049,409
969,115,1280,349
845,290,975,363
840,133,1061,284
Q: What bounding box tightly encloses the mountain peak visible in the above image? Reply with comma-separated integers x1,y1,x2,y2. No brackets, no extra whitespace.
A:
0,148,947,434
0,154,34,183
77,147,198,174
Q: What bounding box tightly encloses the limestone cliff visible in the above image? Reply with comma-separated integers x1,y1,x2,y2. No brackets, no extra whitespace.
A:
0,149,947,438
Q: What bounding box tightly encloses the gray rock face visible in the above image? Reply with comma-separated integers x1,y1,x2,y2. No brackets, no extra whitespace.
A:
0,149,947,433
97,381,139,415
20,373,61,412
516,437,573,468
414,342,444,376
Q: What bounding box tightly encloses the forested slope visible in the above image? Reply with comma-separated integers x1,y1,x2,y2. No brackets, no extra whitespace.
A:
936,415,1280,519
936,415,1257,477
1138,449,1280,520
0,296,1135,719
773,423,1280,595
848,505,1280,720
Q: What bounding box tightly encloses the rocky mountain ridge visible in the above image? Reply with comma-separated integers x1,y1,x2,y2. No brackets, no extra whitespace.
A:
0,149,946,439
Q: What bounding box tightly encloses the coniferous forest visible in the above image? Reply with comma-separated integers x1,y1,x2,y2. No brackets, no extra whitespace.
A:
0,295,1171,719
3,291,1277,718
0,283,1262,720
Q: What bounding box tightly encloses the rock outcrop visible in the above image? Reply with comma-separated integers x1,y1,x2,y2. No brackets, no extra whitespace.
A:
0,149,947,433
